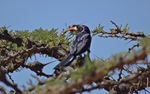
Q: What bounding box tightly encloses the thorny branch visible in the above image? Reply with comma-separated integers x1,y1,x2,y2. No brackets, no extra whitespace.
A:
0,45,67,72
96,21,146,40
92,21,146,53
0,66,22,93
23,61,53,77
0,30,23,47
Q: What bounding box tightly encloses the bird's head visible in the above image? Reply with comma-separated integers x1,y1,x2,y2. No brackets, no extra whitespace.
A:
68,25,78,31
67,25,90,33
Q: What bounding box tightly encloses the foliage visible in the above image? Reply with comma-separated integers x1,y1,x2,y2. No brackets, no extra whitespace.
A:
0,22,150,94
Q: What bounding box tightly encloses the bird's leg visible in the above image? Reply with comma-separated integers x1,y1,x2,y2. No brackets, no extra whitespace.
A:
87,48,91,60
87,48,91,54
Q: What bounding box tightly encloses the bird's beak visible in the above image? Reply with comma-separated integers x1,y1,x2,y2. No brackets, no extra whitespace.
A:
68,27,78,31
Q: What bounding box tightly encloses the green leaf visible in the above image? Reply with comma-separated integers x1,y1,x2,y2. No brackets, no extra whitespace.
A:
92,24,104,37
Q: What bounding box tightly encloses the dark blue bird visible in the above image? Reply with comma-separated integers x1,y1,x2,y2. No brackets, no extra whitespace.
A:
54,25,91,70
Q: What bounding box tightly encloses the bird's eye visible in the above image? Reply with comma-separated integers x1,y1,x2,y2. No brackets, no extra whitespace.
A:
78,26,83,31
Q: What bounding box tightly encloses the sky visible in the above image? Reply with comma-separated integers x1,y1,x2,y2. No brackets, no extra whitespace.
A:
0,0,150,94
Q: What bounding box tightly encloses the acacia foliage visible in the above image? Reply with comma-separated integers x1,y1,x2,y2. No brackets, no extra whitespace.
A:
0,22,150,94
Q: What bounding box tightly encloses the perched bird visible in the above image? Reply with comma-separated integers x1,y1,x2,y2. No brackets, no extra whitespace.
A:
54,25,92,70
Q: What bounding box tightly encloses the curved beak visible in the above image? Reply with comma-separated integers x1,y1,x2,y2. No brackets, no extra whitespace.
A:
68,27,78,31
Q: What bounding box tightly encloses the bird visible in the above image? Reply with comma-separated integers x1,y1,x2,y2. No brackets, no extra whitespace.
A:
54,25,92,70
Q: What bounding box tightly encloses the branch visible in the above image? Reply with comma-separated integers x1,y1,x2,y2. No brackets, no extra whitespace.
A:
0,45,67,73
23,61,53,77
0,66,22,93
93,21,145,41
0,30,23,47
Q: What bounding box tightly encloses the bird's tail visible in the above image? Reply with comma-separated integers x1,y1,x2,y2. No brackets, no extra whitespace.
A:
54,54,75,70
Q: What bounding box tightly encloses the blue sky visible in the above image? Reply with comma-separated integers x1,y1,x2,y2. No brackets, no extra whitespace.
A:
0,0,150,94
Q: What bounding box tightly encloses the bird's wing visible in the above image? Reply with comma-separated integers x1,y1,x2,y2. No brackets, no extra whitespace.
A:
69,33,90,55
69,35,77,54
75,33,90,54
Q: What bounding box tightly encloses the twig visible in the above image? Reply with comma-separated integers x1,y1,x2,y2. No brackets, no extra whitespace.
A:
7,73,14,84
110,20,120,30
117,69,123,81
128,43,139,52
